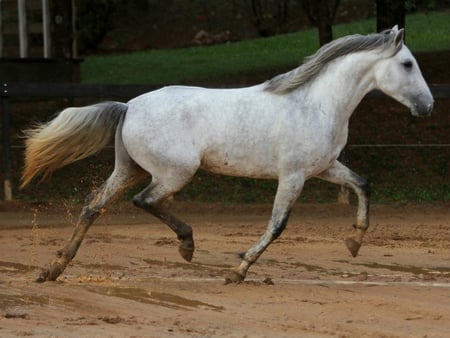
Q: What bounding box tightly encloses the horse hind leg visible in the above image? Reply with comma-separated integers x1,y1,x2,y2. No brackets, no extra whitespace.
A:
36,128,147,282
132,173,196,262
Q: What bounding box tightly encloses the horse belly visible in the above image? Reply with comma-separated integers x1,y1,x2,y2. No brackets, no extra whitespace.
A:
200,149,278,179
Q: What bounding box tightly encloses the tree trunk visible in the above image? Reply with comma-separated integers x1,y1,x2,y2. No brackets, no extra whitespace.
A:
301,0,341,46
316,1,333,46
251,0,289,37
50,0,73,59
376,0,405,32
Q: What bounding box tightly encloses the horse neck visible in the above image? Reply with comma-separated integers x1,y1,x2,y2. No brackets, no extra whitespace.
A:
300,52,378,121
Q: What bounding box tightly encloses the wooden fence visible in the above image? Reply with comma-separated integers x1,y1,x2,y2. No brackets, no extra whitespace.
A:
1,82,450,201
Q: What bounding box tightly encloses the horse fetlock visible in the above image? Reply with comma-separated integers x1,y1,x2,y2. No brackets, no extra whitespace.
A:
352,220,369,229
178,238,195,262
344,237,362,257
56,247,76,260
81,206,101,220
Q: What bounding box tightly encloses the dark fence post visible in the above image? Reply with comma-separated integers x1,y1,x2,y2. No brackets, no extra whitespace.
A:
1,83,12,200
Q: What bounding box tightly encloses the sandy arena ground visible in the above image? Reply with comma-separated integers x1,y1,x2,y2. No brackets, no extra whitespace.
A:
1,202,449,337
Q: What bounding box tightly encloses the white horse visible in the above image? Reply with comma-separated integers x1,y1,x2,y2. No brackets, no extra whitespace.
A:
22,26,433,283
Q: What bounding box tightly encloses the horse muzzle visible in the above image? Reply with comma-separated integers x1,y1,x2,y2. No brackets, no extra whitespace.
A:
410,97,434,118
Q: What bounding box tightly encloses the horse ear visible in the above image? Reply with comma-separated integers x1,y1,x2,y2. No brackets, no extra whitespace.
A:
394,28,404,48
391,25,399,33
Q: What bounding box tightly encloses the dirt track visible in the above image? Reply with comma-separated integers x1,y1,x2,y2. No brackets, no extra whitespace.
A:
1,202,450,337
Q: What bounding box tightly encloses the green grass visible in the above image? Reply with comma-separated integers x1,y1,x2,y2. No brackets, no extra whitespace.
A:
82,29,315,85
81,11,450,85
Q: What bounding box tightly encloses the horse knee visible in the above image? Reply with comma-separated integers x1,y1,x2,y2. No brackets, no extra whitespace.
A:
132,193,155,210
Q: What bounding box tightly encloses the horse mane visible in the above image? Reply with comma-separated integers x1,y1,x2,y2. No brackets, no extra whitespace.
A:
263,29,402,95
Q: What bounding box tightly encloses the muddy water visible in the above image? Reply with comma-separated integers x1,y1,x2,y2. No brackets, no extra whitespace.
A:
0,292,50,311
264,256,450,280
336,260,450,278
0,260,39,276
143,258,232,275
83,285,224,312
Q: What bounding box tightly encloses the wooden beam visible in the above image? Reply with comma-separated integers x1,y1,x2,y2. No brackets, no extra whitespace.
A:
0,83,448,99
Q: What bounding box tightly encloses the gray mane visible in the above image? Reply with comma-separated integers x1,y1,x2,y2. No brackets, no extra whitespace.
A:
264,29,400,94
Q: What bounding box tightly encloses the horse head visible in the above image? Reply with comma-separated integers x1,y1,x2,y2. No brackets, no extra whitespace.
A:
373,26,434,117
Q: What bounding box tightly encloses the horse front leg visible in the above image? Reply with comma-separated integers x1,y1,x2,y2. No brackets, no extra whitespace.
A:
316,160,370,257
227,173,305,283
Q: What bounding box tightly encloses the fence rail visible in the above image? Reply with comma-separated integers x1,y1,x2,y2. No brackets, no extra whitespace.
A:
2,82,450,99
1,82,450,201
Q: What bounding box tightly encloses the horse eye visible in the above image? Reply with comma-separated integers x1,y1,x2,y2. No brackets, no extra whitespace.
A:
402,60,413,69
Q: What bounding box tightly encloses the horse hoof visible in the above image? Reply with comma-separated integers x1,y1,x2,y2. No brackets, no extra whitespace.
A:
224,270,245,284
35,255,70,283
178,239,195,262
35,265,61,282
35,269,50,283
345,238,361,257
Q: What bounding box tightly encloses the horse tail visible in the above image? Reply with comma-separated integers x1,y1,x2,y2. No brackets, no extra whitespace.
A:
21,101,128,189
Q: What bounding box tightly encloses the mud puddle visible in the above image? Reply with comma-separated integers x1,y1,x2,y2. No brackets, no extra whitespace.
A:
337,260,450,278
82,285,224,312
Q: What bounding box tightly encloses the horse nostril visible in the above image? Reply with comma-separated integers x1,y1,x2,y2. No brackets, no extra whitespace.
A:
412,101,433,117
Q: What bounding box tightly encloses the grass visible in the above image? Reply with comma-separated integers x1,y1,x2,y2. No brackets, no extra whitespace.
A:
81,11,450,85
